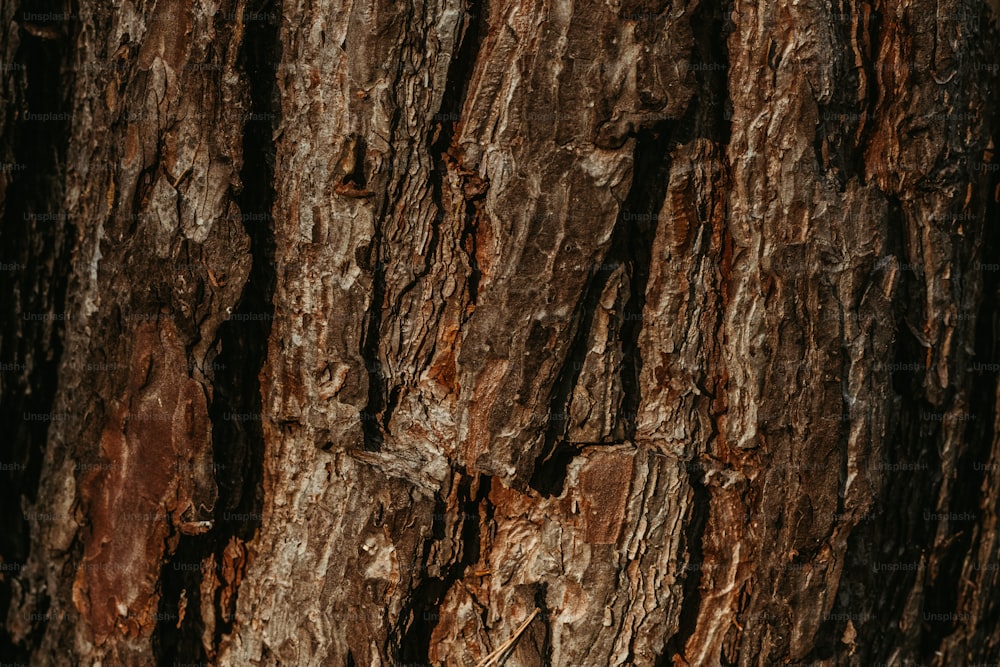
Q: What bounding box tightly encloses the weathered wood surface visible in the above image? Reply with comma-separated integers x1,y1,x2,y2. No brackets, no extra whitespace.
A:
1,0,999,665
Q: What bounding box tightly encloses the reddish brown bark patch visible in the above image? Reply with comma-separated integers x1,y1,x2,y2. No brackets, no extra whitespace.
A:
578,448,634,545
73,320,214,643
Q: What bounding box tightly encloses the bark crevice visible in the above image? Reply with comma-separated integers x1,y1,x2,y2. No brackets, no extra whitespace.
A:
659,474,710,666
529,121,677,497
920,156,1000,656
0,6,74,660
151,0,280,661
396,471,492,662
438,0,486,318
532,581,552,663
360,234,387,451
618,121,676,441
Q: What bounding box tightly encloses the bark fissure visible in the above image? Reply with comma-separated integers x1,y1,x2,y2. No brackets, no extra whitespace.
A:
462,198,481,312
436,0,484,149
529,121,677,497
359,42,413,451
921,157,1000,656
359,12,428,450
396,471,491,662
659,474,710,666
0,6,74,660
855,1,881,183
360,221,388,452
532,582,552,663
392,0,483,308
530,267,618,496
657,10,734,653
618,121,676,442
152,1,280,661
689,0,733,145
438,0,486,317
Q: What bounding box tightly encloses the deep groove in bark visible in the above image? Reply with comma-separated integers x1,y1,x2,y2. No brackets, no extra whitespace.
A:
436,0,486,316
883,209,942,662
152,2,280,661
396,471,490,662
442,0,488,306
368,1,485,446
921,157,1000,654
395,0,484,309
619,121,675,441
529,121,676,497
384,12,491,650
531,0,730,498
360,229,387,450
529,264,618,496
152,536,209,664
382,385,401,435
883,198,942,659
690,0,733,145
830,194,940,661
434,0,484,151
653,10,732,654
0,8,74,660
461,197,482,313
532,582,552,663
854,0,882,184
660,475,710,665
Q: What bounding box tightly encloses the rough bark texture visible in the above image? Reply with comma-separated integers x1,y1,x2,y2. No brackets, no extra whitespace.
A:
2,0,1000,665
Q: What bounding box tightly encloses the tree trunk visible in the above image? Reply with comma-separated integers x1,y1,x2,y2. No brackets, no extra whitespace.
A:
3,0,1000,664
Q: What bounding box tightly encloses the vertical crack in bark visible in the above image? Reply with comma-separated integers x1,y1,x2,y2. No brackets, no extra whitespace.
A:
383,0,485,357
360,67,410,449
152,1,280,661
660,475,710,666
832,195,938,660
433,0,485,314
532,582,552,663
364,1,484,445
529,265,616,495
0,6,73,659
530,0,732,500
360,226,387,451
153,538,209,664
618,121,675,441
530,121,676,497
690,0,733,146
395,471,492,662
461,197,482,314
355,16,404,450
431,0,484,161
376,9,490,653
360,113,401,448
921,154,1000,656
854,0,881,183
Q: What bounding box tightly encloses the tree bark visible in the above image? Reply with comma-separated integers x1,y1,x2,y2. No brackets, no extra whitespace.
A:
2,0,1000,665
